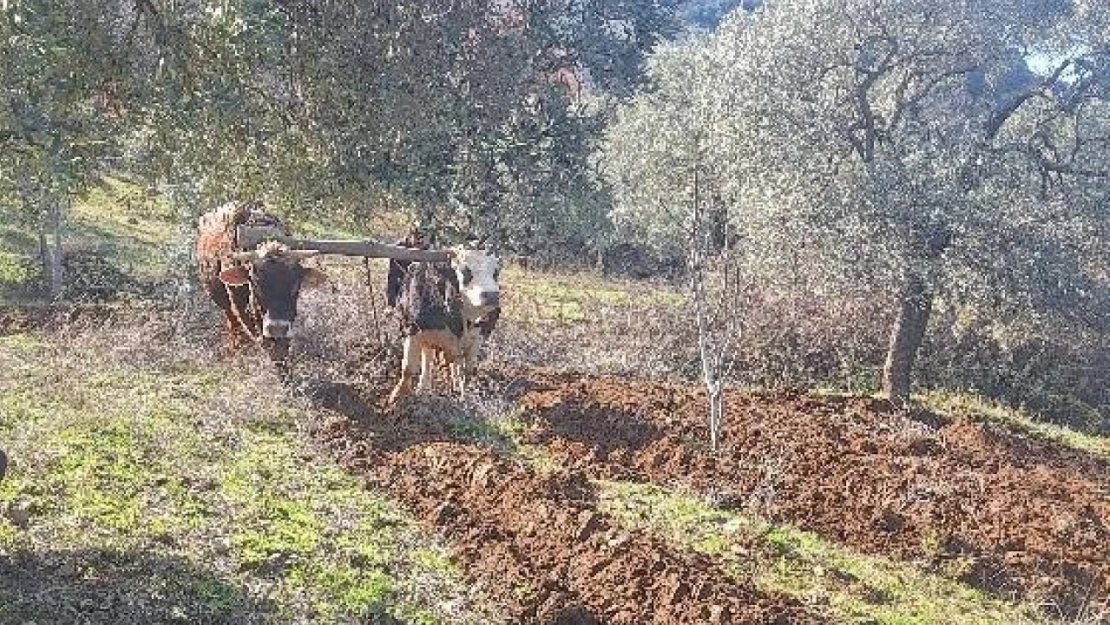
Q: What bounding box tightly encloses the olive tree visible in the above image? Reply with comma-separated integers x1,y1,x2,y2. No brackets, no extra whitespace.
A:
604,39,745,448
0,0,151,297
260,0,677,252
606,0,1110,403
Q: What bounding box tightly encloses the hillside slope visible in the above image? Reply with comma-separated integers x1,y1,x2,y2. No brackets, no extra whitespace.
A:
1,195,1107,624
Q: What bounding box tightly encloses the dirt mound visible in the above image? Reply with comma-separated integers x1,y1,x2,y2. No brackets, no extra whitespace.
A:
516,372,1110,617
309,389,827,625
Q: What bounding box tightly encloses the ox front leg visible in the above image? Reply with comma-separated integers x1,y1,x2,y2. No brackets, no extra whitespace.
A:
446,359,472,404
452,332,481,402
450,360,468,402
222,312,246,355
417,347,435,393
388,335,421,405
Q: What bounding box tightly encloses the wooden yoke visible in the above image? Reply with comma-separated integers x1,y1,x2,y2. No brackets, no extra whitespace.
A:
236,225,453,263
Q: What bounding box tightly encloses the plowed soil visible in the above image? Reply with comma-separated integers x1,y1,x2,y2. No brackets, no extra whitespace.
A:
513,372,1110,617
307,383,828,625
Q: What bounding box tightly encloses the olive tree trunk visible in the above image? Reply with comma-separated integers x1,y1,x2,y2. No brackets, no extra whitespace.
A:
49,199,65,300
881,269,932,404
38,231,50,282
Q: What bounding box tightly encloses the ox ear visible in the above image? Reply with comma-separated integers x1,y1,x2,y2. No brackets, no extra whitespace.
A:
219,266,250,287
301,267,328,290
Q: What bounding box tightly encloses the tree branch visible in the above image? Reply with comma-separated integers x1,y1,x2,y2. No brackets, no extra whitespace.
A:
1037,157,1110,179
984,58,1073,141
889,64,980,130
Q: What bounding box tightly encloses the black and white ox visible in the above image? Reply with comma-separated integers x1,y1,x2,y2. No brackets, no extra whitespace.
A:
196,202,327,363
387,245,502,404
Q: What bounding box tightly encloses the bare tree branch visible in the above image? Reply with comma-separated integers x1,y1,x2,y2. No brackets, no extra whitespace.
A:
985,57,1074,141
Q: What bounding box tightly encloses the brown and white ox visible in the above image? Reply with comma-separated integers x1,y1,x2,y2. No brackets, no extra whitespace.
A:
387,245,502,404
196,201,327,364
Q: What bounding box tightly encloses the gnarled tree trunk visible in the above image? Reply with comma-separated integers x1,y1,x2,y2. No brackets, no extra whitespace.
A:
882,268,932,404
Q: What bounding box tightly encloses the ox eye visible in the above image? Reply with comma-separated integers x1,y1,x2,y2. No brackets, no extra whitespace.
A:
461,267,474,285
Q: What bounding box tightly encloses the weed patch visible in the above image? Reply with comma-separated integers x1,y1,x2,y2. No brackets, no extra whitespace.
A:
920,390,1110,458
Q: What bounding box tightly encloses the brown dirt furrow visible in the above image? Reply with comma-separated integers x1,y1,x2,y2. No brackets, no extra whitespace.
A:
308,389,828,625
514,372,1110,617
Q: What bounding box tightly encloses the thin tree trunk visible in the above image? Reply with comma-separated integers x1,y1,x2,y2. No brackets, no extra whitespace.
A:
38,231,49,280
47,199,64,300
882,269,932,404
690,166,726,452
707,383,723,451
695,278,725,451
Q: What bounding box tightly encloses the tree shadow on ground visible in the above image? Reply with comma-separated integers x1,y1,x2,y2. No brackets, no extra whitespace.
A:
550,605,603,624
302,376,525,455
0,548,273,625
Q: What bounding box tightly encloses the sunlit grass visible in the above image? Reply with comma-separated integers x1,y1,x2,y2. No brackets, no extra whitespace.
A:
0,331,496,624
598,480,1056,625
0,178,181,298
447,402,559,472
502,265,684,325
919,390,1110,458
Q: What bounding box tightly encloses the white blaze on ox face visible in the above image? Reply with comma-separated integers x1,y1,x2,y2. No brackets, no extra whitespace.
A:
451,247,501,309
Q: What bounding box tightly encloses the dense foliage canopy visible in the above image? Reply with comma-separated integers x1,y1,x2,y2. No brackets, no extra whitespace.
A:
603,0,1110,399
1,0,681,257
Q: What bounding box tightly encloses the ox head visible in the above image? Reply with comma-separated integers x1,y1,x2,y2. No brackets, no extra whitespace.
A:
450,244,501,310
220,241,328,340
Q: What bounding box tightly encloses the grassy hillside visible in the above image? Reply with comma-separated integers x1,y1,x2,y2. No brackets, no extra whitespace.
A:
0,328,498,624
0,180,180,302
1,190,1108,623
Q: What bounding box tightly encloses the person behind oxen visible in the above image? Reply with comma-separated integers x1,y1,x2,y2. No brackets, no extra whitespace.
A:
0,449,7,482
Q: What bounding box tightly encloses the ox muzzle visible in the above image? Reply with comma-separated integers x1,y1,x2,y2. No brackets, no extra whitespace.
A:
262,315,293,339
478,291,500,308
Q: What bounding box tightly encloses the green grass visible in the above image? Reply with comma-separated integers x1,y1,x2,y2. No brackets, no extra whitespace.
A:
0,221,43,294
67,179,181,280
598,481,1056,625
0,330,498,624
217,427,454,624
0,178,181,299
447,403,558,472
919,390,1110,458
503,266,684,325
